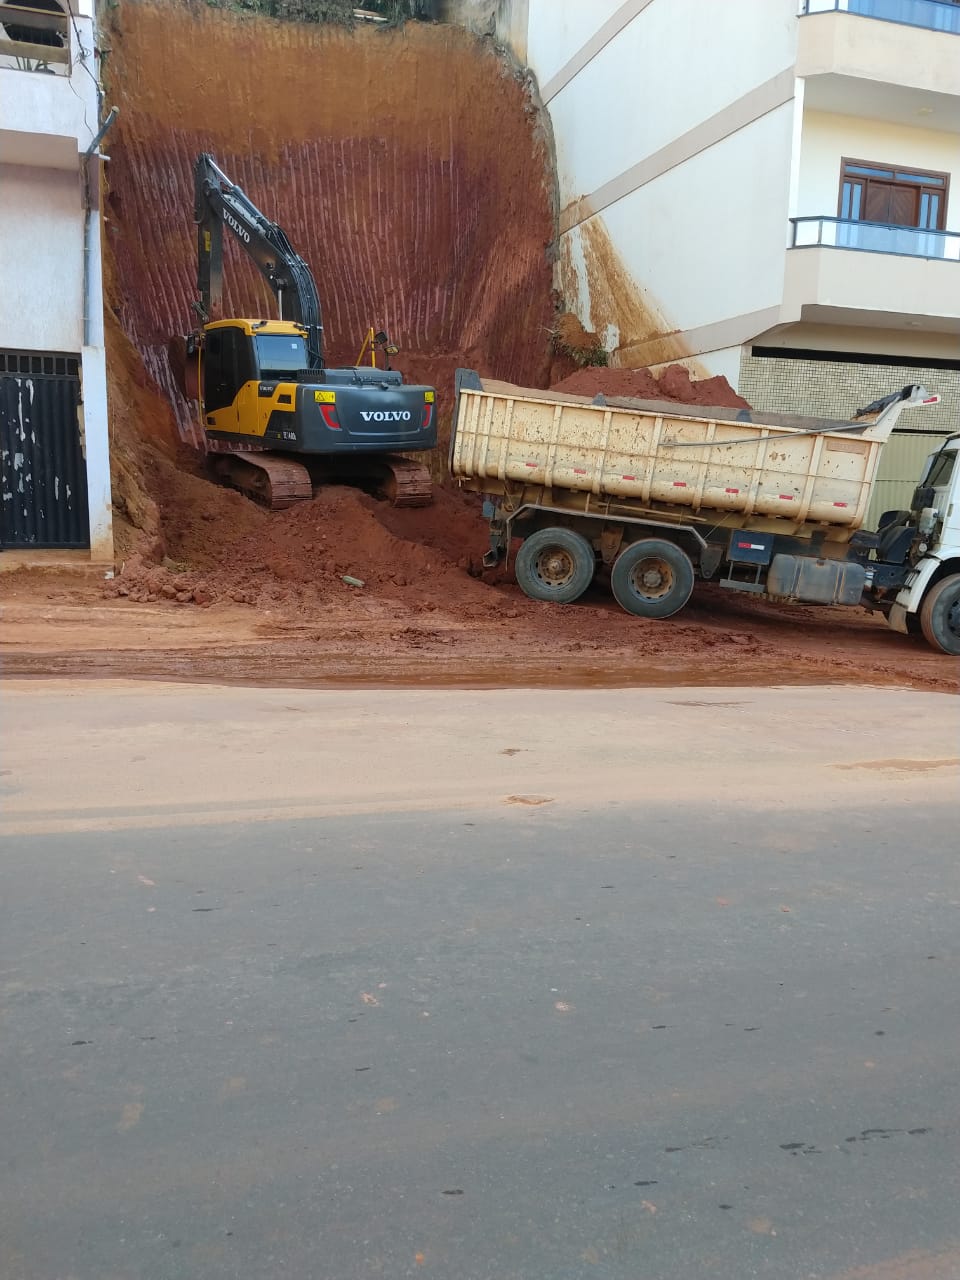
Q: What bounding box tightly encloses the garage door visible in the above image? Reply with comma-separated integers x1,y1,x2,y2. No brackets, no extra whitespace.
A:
0,349,90,549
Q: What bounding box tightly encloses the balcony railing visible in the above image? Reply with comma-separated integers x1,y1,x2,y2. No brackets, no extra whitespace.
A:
790,216,960,260
0,2,70,72
800,0,960,35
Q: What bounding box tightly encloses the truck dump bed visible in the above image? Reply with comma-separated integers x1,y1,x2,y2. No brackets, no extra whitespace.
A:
451,373,936,536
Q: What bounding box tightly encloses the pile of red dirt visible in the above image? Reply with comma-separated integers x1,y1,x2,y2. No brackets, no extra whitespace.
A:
552,364,750,408
106,470,497,613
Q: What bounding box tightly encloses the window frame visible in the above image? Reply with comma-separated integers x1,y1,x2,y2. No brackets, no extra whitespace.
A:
837,156,949,231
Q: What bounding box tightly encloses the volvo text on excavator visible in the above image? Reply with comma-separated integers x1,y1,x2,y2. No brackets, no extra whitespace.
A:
183,153,437,509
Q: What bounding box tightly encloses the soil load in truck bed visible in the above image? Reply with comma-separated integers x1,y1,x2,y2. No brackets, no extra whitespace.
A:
452,375,935,540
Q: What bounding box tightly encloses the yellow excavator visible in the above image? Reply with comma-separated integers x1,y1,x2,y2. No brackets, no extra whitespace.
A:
181,154,436,509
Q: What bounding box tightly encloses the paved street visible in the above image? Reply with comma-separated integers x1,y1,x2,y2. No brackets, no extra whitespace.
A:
1,683,959,1279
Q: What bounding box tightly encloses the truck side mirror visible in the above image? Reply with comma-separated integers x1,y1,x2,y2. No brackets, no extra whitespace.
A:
912,484,935,511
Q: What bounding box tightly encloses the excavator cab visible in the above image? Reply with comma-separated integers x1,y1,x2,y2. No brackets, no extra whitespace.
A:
202,324,258,416
200,322,309,409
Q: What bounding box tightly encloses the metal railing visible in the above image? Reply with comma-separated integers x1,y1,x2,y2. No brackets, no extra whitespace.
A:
790,216,960,260
800,0,960,35
0,2,70,70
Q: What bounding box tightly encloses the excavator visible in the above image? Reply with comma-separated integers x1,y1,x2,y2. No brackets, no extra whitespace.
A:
180,154,436,509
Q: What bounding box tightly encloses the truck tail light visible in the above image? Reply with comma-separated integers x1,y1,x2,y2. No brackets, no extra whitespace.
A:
422,402,434,430
320,404,341,430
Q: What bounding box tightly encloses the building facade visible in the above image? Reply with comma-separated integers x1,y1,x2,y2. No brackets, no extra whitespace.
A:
0,0,113,565
490,0,960,519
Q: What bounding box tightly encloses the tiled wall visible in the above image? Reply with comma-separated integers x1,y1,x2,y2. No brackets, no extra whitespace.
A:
738,349,960,436
738,347,958,529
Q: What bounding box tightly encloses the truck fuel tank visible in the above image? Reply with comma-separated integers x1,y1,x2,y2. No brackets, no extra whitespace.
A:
766,555,867,606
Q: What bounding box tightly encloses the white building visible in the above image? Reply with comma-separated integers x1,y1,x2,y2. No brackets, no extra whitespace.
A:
0,0,113,566
479,0,960,514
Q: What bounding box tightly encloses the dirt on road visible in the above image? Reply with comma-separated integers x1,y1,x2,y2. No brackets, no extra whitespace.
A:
2,478,955,692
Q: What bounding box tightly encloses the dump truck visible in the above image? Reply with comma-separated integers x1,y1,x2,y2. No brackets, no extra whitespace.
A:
451,371,960,655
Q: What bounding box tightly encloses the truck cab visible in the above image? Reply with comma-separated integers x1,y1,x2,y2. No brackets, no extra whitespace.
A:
887,437,960,653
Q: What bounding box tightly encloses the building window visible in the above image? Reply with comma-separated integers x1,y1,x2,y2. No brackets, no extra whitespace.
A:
838,158,948,231
0,0,67,48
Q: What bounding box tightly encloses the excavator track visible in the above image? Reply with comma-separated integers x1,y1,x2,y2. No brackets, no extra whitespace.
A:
377,455,434,508
206,452,313,511
206,449,433,510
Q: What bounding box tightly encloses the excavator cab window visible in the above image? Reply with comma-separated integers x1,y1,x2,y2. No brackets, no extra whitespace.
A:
254,334,308,378
203,326,256,412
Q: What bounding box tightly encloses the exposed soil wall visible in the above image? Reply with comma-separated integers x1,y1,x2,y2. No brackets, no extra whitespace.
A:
103,2,558,449
94,1,757,641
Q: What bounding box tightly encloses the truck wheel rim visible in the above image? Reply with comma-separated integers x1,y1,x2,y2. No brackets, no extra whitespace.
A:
630,557,673,600
535,548,577,588
947,596,960,641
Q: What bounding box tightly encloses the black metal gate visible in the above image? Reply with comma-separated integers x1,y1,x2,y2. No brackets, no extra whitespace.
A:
0,350,90,549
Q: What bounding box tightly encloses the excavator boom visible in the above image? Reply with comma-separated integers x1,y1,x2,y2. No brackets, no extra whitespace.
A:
194,153,324,368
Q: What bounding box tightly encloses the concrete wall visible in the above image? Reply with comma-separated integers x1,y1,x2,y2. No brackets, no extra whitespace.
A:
602,102,795,334
0,164,83,352
520,0,801,377
535,0,797,195
0,8,99,165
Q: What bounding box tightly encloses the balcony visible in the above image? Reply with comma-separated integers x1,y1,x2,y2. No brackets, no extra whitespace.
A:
801,0,960,35
782,221,960,334
797,0,960,124
791,216,960,260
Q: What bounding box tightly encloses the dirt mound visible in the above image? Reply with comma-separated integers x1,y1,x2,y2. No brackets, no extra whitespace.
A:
106,469,495,613
552,364,750,409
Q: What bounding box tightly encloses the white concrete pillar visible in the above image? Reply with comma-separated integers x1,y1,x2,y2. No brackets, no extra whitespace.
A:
80,342,113,564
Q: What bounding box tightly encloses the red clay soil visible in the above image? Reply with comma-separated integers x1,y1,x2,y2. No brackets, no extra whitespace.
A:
551,364,750,408
5,433,957,694
3,543,956,692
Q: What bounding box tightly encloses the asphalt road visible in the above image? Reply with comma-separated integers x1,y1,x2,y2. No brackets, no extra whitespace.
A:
2,683,959,1280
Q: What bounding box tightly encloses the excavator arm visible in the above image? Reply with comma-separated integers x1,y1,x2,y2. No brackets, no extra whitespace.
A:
194,153,324,369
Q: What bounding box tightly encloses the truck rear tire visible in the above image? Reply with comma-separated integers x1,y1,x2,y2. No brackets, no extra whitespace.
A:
919,573,960,655
514,527,596,604
611,539,695,619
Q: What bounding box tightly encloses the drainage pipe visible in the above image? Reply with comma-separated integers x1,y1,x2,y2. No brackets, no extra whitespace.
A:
81,105,118,346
